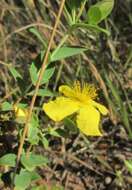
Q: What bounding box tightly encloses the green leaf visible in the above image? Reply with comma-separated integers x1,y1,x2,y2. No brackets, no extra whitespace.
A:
48,127,61,137
9,67,22,80
1,101,12,111
40,67,55,84
29,62,55,86
28,114,39,145
14,170,31,190
41,136,49,149
28,126,39,145
15,170,41,190
87,0,114,24
21,153,49,171
29,62,38,86
29,27,45,45
30,170,41,181
0,154,16,167
16,103,28,109
28,89,54,97
51,47,87,62
124,160,132,173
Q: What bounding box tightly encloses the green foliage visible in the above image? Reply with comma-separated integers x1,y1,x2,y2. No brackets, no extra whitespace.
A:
48,126,61,137
21,153,48,171
51,47,87,62
28,89,53,97
9,67,22,81
14,169,41,190
87,0,114,24
1,101,12,111
0,154,16,167
40,136,49,149
41,67,55,84
28,126,39,145
29,62,55,86
29,27,46,46
28,114,39,145
29,62,38,86
15,170,32,190
64,0,114,34
16,103,28,109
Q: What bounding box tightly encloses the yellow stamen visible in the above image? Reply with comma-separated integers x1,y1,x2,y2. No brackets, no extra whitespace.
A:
72,81,97,103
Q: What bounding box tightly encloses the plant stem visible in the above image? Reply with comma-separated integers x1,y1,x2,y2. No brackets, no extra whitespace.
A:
12,0,66,188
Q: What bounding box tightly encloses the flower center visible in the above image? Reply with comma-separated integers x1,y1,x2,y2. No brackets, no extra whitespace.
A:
72,81,97,103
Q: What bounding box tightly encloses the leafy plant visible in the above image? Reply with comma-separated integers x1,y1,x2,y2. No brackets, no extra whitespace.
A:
0,0,119,189
87,0,114,24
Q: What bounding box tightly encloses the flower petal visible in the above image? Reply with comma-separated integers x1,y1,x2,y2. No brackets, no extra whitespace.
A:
59,85,74,98
43,97,80,122
13,106,28,123
14,108,27,118
91,101,108,115
76,106,102,136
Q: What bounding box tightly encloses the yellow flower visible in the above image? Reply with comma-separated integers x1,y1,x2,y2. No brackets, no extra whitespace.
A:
43,81,108,136
13,105,28,123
